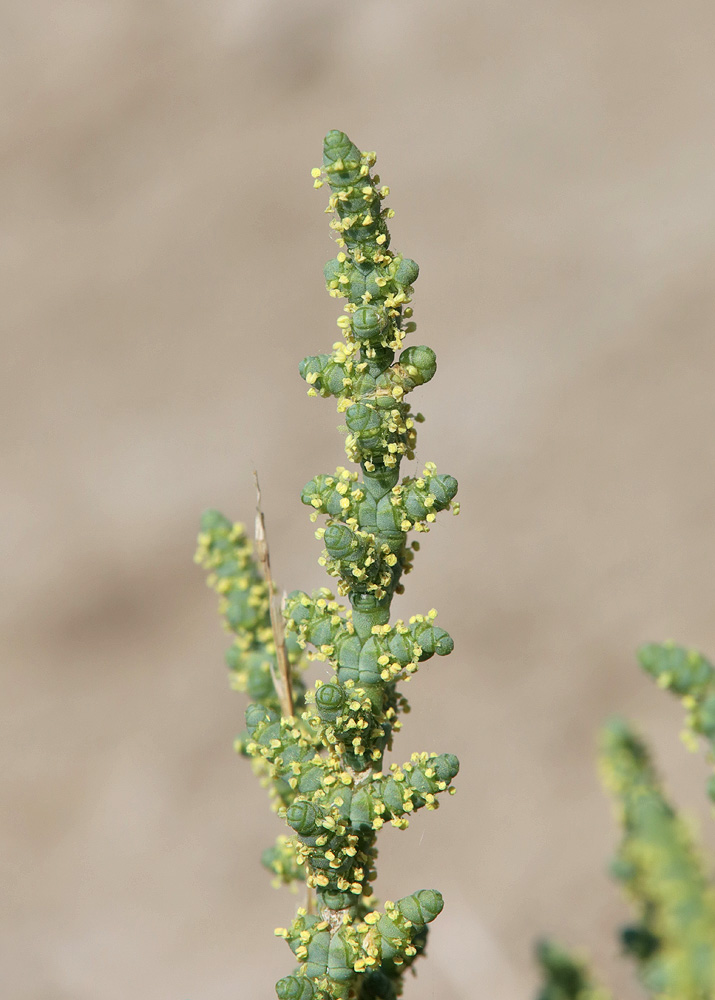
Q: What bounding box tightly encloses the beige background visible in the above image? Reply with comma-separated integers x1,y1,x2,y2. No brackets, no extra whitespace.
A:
3,2,715,998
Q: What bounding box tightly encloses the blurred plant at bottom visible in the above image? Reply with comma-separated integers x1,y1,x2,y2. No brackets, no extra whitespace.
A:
537,643,715,1000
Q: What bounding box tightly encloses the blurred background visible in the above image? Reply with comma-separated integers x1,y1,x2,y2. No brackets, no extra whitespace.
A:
3,2,715,997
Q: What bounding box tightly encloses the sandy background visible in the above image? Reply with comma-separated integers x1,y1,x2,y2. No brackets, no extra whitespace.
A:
3,2,715,998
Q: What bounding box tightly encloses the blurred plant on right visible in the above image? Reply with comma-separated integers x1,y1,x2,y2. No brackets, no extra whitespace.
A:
537,642,715,1000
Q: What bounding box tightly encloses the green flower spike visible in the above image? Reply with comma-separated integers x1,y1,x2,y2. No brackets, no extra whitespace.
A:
600,719,715,998
535,643,715,1000
197,130,459,999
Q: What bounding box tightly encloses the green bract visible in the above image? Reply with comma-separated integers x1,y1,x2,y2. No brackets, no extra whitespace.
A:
196,131,459,999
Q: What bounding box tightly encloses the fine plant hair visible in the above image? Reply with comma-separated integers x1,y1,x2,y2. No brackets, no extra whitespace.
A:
537,642,715,1000
196,130,460,1000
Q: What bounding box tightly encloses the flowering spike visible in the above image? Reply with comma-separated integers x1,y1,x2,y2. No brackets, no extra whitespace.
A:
536,657,715,1000
197,131,459,999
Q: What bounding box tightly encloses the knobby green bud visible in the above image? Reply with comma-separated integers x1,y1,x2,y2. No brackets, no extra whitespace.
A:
276,976,316,1000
